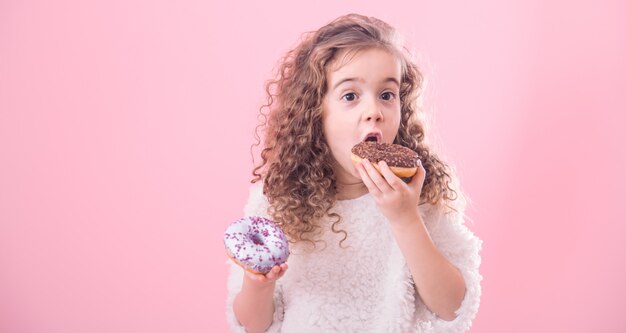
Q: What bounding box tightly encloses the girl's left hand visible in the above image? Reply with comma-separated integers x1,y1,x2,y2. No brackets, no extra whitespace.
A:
356,158,426,227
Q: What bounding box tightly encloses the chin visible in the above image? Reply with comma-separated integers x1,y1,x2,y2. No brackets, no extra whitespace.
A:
346,165,362,181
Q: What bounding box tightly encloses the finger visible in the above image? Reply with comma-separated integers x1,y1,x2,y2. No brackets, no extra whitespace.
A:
408,159,426,189
276,267,288,279
356,160,382,196
265,265,281,279
378,160,405,191
246,270,267,283
362,159,393,193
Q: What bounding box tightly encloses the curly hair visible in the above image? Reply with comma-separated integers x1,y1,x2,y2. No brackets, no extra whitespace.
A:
251,13,460,246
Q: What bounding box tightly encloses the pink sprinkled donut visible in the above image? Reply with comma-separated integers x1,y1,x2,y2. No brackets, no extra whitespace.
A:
223,216,290,275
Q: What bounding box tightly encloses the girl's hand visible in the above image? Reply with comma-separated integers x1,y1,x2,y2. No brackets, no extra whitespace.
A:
356,158,426,227
243,263,289,287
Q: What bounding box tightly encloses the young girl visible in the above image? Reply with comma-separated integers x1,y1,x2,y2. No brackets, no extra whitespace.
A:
225,13,482,333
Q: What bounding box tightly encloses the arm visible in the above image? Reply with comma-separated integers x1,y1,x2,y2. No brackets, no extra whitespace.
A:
226,182,288,333
355,159,479,322
389,213,466,320
233,265,288,333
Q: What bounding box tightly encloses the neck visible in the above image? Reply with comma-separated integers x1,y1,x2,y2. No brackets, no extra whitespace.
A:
335,180,368,200
330,159,369,200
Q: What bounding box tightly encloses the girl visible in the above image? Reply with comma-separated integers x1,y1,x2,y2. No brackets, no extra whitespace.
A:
225,13,482,333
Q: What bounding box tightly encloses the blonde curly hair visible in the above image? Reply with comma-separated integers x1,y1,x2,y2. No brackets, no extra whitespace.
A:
251,13,460,246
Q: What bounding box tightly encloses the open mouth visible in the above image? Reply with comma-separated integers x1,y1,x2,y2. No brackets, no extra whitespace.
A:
363,133,382,142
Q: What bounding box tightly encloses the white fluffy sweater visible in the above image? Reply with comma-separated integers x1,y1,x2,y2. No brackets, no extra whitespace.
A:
225,182,483,332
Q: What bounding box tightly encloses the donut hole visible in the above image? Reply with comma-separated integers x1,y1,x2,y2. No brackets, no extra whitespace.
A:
249,234,265,245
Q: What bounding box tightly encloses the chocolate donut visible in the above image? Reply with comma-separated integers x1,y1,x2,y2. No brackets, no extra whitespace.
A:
351,142,420,178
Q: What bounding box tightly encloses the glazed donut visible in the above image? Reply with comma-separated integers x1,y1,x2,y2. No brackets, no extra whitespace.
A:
223,216,290,275
351,141,420,178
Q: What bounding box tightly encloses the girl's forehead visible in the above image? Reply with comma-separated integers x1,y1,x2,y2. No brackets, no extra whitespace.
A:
326,48,402,80
327,47,402,74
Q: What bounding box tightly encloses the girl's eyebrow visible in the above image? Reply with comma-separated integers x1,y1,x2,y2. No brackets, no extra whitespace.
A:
332,77,362,91
332,77,400,91
383,77,401,88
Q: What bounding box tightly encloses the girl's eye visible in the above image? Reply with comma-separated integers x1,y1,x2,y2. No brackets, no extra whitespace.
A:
342,93,357,102
380,92,396,101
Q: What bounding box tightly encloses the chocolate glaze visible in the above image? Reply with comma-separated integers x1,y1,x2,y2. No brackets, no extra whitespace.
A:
351,142,419,168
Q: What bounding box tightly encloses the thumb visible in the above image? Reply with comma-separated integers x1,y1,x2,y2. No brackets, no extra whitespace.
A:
408,159,426,190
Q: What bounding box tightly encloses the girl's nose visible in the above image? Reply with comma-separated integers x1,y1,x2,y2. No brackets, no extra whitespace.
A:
363,101,384,122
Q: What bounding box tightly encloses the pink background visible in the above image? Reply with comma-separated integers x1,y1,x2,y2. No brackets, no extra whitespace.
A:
1,0,625,332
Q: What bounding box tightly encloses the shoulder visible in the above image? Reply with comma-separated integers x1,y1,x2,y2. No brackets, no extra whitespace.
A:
420,195,482,261
419,172,469,224
248,180,265,198
420,194,480,245
243,181,270,218
420,194,468,226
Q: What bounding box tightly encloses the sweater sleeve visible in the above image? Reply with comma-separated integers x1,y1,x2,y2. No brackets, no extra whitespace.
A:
422,197,483,333
224,182,285,333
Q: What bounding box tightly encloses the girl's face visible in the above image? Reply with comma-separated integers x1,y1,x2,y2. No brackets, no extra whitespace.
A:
322,48,402,185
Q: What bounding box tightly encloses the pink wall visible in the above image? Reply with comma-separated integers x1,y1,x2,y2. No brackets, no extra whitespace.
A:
1,0,625,332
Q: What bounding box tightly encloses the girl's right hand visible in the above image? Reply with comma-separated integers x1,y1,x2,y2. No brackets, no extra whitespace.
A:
243,263,289,287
